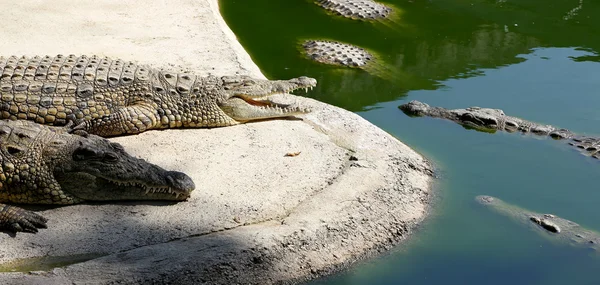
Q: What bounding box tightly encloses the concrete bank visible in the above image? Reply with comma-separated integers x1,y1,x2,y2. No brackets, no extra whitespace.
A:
0,0,434,283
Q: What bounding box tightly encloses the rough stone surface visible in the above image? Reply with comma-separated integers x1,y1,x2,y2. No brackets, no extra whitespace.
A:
315,0,392,20
303,40,374,67
0,0,433,283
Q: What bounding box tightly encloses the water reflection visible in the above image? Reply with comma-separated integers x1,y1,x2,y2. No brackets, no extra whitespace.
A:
221,0,559,111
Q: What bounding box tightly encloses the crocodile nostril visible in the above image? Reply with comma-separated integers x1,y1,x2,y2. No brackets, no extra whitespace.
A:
166,171,196,192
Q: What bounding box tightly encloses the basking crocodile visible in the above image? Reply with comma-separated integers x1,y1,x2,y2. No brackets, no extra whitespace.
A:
0,55,316,137
400,100,600,159
476,195,600,251
0,119,195,233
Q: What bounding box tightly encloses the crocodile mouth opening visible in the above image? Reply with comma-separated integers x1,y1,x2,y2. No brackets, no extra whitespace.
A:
232,82,315,102
219,76,316,123
233,94,292,108
220,95,312,123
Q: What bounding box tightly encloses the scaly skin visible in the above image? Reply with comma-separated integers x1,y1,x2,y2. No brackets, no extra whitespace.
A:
0,55,316,137
315,0,392,20
303,40,373,67
400,100,600,159
0,119,195,233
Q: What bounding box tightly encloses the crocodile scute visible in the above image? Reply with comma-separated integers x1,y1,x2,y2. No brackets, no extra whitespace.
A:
315,0,392,20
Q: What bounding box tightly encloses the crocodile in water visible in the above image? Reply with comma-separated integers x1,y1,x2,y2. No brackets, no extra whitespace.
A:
314,0,392,20
0,55,316,137
400,100,600,159
303,40,374,68
0,119,195,233
476,195,600,252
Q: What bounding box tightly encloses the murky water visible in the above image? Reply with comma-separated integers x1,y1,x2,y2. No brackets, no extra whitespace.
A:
221,0,600,284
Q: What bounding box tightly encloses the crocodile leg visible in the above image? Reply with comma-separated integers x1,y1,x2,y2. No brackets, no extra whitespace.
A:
0,204,48,233
73,104,160,137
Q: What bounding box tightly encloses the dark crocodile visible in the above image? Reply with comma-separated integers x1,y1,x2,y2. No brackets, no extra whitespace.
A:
476,195,600,251
400,100,600,159
0,119,195,233
0,55,316,137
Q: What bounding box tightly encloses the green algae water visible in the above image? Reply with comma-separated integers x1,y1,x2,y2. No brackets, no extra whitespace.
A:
221,1,600,284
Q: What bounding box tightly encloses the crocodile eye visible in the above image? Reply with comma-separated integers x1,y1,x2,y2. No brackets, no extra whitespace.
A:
104,152,119,162
73,147,99,161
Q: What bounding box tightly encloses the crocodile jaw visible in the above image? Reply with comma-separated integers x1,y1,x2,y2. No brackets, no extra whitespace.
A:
219,76,316,122
55,171,195,202
219,97,311,122
99,170,195,200
52,136,195,202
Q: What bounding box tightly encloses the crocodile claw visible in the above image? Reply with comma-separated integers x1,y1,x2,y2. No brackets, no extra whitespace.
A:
0,204,48,233
66,121,90,138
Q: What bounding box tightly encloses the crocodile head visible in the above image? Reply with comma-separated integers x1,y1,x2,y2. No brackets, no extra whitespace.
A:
48,133,195,202
454,107,506,133
400,100,504,133
217,75,317,122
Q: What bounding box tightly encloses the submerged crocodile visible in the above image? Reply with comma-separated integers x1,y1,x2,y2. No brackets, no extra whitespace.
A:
476,195,600,251
400,100,600,159
303,40,374,68
0,119,195,233
315,0,392,20
0,55,316,137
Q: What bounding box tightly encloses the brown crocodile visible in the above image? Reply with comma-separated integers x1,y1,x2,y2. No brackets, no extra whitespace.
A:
400,100,600,159
0,119,195,233
0,55,316,137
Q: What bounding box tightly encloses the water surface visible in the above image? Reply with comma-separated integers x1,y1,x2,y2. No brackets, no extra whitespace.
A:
221,0,600,284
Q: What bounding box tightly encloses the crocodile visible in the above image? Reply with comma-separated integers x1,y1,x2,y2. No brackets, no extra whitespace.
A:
400,100,600,159
303,40,374,68
0,55,316,137
0,119,195,233
476,195,600,251
314,0,392,20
